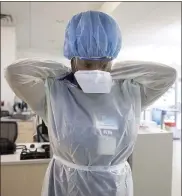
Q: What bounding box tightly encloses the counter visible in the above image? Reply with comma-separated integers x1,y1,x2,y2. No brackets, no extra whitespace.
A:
132,128,173,196
1,129,173,196
1,143,50,196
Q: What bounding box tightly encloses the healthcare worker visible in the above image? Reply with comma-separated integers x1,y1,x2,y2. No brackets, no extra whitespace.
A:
5,11,176,196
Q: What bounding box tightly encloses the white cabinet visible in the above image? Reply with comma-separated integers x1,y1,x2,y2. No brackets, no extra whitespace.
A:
131,130,173,196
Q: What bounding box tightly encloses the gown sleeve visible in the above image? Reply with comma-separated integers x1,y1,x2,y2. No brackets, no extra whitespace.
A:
4,58,70,122
111,61,177,110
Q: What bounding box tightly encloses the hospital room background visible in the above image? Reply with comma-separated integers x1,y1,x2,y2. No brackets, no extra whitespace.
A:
1,2,181,196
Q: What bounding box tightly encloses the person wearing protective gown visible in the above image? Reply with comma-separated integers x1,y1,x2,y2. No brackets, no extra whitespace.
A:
5,11,176,196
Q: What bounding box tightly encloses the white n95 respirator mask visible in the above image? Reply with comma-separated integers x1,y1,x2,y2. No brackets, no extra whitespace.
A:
74,70,113,94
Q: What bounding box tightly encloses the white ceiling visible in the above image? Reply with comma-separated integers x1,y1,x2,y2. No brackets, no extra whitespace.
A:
1,2,181,60
112,2,181,49
1,2,103,50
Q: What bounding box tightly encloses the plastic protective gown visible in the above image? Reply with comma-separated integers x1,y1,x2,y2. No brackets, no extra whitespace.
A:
5,59,177,196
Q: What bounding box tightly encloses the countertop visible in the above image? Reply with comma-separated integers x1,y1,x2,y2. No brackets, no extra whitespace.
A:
1,143,50,165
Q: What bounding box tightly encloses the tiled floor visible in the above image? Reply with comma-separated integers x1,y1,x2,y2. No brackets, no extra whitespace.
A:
172,140,181,196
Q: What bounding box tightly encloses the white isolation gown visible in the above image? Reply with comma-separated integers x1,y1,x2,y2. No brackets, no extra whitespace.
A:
5,59,177,196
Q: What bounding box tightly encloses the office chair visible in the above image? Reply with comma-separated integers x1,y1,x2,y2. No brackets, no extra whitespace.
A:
36,121,49,142
0,121,18,154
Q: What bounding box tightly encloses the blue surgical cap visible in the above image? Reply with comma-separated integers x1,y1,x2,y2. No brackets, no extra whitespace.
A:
64,11,122,60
